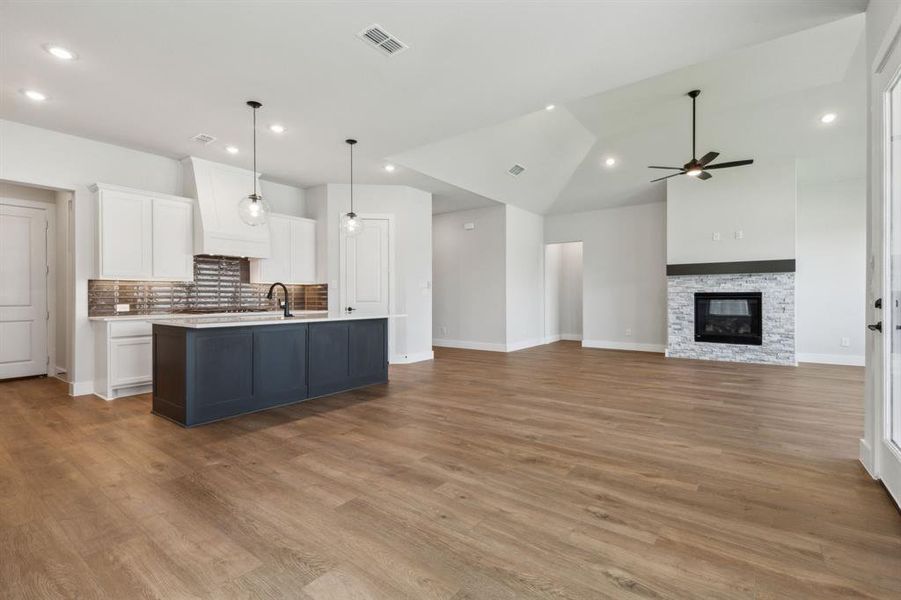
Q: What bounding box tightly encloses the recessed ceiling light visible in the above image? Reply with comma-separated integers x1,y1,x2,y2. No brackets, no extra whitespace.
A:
44,44,77,60
605,157,616,167
23,89,47,102
820,112,837,124
269,124,285,134
226,145,239,154
384,164,396,172
545,104,556,111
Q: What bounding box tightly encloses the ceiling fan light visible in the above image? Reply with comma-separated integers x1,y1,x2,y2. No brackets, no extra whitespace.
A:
686,168,703,177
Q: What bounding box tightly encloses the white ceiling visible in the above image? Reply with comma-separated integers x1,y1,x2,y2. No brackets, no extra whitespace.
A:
0,1,867,214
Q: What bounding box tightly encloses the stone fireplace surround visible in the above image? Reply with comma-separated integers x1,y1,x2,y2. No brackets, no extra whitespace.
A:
666,261,796,366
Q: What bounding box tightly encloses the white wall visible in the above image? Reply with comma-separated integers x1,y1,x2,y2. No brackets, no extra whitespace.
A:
667,159,797,263
261,179,306,217
546,202,668,352
0,119,307,393
307,183,433,363
505,205,545,350
797,178,866,365
432,206,507,349
544,241,583,342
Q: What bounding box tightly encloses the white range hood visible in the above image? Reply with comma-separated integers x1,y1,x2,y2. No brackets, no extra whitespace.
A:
182,156,271,258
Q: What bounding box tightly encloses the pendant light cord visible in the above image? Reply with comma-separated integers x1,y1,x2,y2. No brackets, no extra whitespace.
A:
252,105,258,199
350,142,354,213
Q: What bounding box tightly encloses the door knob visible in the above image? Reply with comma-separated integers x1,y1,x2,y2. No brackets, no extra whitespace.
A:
867,321,882,332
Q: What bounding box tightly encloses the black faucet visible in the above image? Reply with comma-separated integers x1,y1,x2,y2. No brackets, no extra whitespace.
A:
266,282,293,318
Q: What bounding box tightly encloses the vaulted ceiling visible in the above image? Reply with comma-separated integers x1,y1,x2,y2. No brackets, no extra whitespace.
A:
0,1,867,215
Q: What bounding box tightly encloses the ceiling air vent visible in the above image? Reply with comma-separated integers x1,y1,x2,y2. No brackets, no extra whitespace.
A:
358,24,409,56
191,133,217,145
508,164,526,176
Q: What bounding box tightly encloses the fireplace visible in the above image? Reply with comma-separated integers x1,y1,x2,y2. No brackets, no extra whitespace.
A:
694,292,762,345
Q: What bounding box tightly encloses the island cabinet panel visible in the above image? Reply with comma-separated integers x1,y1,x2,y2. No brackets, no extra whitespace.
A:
152,318,387,427
191,330,255,424
308,319,388,398
252,325,308,408
152,326,188,424
308,322,351,397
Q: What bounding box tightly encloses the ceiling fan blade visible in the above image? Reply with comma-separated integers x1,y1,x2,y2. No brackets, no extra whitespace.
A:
697,171,712,180
648,166,684,170
698,151,719,166
650,172,683,183
705,159,754,170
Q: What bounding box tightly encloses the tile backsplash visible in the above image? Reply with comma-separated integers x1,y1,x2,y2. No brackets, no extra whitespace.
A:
89,255,327,316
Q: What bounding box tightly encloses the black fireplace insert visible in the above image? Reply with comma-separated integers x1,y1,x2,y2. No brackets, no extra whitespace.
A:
694,292,762,345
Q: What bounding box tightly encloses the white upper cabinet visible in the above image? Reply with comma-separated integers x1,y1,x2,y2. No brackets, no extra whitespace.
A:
250,214,317,284
290,218,316,283
94,183,195,281
152,197,194,280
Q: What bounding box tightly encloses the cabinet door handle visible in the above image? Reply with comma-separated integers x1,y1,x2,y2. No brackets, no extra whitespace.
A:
346,306,356,312
867,321,882,332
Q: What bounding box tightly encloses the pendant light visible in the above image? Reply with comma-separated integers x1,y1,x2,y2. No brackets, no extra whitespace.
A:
340,139,364,237
237,100,271,226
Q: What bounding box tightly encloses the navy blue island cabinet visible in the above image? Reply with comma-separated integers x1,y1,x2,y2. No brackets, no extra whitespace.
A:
151,317,388,427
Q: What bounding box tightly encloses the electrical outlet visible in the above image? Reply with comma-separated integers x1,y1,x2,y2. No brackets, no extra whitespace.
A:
115,303,130,312
712,232,721,241
840,337,850,348
625,328,632,337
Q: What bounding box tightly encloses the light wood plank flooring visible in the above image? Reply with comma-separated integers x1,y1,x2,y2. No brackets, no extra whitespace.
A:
1,342,899,599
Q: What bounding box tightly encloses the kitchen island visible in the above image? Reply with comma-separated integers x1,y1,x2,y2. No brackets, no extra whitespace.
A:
151,312,389,426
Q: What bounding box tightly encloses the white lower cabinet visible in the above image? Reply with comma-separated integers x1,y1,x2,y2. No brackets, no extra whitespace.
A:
93,320,153,399
250,214,317,284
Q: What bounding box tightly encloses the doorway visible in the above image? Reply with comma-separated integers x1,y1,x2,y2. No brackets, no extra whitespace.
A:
544,241,583,343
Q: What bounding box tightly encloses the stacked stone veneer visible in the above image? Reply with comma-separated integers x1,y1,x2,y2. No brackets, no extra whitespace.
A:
667,272,796,365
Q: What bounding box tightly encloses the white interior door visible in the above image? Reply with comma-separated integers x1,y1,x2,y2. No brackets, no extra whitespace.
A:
342,218,389,315
879,33,901,506
0,204,48,379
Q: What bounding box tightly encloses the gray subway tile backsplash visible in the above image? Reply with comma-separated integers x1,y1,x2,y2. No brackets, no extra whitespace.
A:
89,255,327,316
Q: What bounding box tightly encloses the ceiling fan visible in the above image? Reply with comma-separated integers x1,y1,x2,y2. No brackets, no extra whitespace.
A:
649,89,754,183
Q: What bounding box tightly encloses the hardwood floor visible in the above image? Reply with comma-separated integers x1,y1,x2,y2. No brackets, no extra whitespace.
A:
1,342,899,599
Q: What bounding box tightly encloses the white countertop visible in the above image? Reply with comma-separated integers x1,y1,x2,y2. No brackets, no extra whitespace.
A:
89,310,315,322
148,311,403,329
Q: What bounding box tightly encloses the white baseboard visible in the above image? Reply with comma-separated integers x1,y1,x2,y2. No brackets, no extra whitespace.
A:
859,438,876,479
434,338,546,353
544,334,583,344
433,338,508,352
390,351,434,364
69,380,94,397
506,338,545,352
582,339,665,353
797,353,865,366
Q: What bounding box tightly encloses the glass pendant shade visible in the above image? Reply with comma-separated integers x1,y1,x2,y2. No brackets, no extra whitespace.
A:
341,211,363,237
238,193,270,226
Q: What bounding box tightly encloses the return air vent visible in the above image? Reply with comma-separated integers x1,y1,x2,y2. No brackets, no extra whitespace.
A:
358,24,409,56
191,133,217,145
508,164,526,176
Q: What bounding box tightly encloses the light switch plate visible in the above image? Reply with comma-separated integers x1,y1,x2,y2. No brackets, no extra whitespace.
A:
840,337,850,348
115,303,130,312
712,232,721,241
735,230,744,240
463,222,475,230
